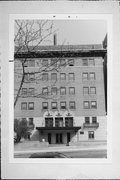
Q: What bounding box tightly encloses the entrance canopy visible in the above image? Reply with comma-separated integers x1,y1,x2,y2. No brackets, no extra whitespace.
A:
36,126,81,131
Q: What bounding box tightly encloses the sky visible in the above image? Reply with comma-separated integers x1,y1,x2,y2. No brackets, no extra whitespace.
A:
42,20,107,46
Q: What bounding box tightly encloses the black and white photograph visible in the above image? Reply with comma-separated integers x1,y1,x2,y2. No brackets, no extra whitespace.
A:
1,1,120,179
13,18,107,159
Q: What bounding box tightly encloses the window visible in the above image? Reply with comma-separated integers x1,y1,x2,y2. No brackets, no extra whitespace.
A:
89,72,95,80
42,59,48,66
51,102,57,109
21,88,27,96
80,131,84,135
29,73,35,81
21,102,27,110
42,87,48,95
42,73,48,81
82,59,88,66
28,60,35,67
29,88,34,96
55,117,63,127
89,58,95,66
29,118,33,125
51,73,57,81
85,117,90,124
83,101,90,109
51,59,57,66
68,59,74,66
69,73,75,81
82,73,88,80
60,102,66,109
51,87,57,95
90,87,96,94
83,87,89,95
69,101,75,109
60,73,66,80
60,87,66,95
24,74,28,81
92,117,97,124
65,117,73,127
28,102,34,110
69,87,75,95
45,118,53,127
91,101,97,109
88,131,94,139
60,59,66,66
42,102,48,109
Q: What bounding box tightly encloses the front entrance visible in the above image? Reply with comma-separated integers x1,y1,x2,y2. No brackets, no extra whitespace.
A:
56,133,62,144
48,133,51,144
67,132,71,143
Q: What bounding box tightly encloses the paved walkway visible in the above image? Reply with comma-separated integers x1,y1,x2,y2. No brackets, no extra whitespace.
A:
14,144,107,154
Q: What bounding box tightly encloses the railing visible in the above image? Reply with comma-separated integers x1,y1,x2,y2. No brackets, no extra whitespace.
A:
83,123,99,129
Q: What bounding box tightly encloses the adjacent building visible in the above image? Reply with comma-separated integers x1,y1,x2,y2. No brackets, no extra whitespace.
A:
14,43,107,145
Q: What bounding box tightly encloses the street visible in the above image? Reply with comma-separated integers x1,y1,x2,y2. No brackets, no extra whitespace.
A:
14,149,107,158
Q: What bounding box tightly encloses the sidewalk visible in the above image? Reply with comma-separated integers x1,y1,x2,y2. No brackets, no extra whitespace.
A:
14,143,107,155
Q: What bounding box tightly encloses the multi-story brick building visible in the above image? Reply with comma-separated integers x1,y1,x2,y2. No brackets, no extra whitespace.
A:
14,43,107,145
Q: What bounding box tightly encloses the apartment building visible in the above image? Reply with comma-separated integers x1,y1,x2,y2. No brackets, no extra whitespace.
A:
14,44,107,144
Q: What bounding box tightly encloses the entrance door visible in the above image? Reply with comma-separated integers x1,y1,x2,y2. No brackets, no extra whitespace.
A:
48,133,51,144
56,133,62,144
67,133,71,143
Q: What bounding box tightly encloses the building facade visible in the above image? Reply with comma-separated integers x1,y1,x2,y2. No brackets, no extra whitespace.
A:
14,44,107,144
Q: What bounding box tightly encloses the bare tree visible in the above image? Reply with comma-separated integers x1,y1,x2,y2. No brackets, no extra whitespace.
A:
14,20,69,107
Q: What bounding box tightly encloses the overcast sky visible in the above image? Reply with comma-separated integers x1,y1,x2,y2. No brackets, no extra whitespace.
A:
42,20,107,46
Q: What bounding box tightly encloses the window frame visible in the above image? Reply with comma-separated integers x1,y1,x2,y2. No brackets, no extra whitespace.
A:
82,72,88,80
60,101,66,110
42,73,48,81
92,117,97,124
28,102,34,110
60,59,66,66
42,87,48,95
29,73,35,81
60,73,66,80
51,73,57,81
83,87,89,95
91,101,97,109
60,87,66,95
21,88,27,96
51,87,57,95
83,101,90,109
89,72,95,80
82,58,88,66
21,102,27,110
28,88,34,96
85,117,90,124
42,59,48,66
29,118,34,125
90,87,96,94
42,102,48,110
69,87,75,95
69,101,76,109
88,131,94,139
68,73,75,81
89,58,95,66
68,59,74,66
51,102,57,110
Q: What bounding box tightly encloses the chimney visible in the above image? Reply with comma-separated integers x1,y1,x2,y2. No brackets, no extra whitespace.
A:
53,34,57,46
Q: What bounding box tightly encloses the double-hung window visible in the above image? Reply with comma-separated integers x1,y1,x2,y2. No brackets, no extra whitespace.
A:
28,102,34,110
60,87,66,95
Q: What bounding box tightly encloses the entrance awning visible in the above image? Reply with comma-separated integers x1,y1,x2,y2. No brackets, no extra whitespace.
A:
36,126,81,131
